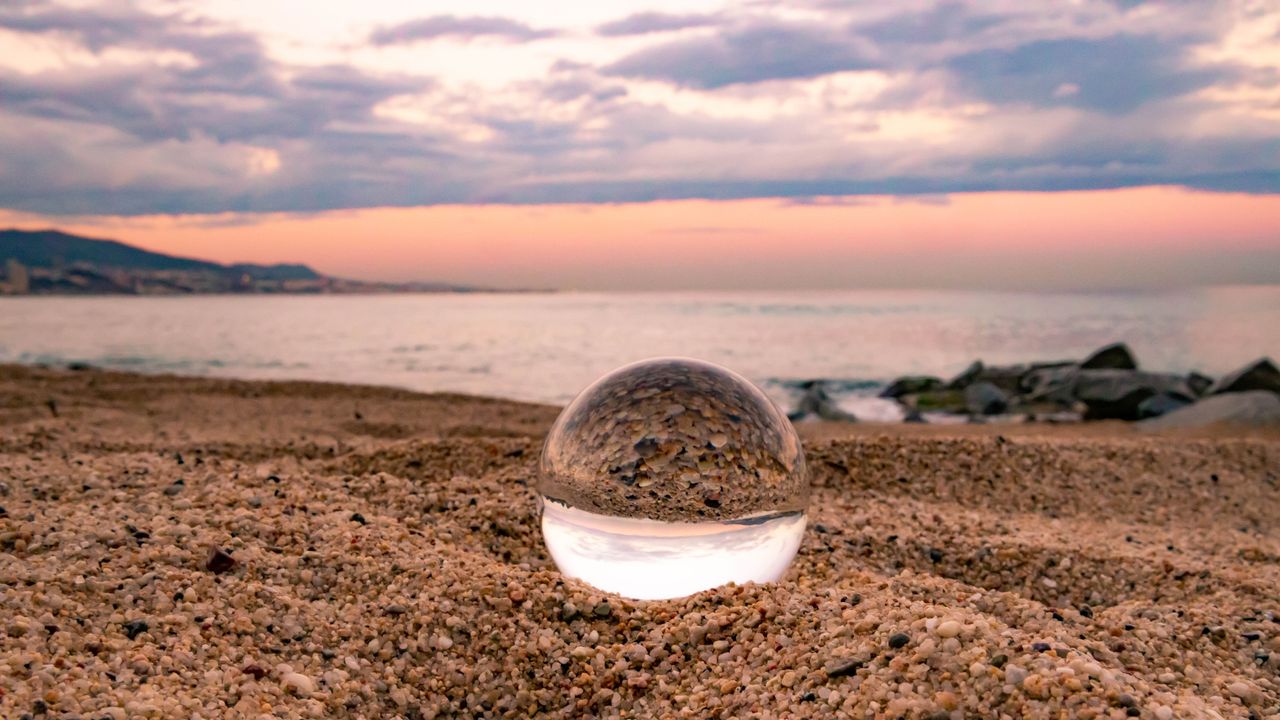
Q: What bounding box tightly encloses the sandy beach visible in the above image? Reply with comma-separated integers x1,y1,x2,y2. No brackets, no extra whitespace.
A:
1,364,1277,719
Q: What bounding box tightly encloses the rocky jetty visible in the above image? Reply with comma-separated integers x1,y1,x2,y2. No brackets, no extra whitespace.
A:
834,345,1280,429
788,381,859,423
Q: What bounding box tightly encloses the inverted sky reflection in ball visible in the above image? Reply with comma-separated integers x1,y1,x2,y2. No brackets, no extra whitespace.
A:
539,358,808,600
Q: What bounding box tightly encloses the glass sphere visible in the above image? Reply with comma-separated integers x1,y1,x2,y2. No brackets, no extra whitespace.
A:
539,357,808,599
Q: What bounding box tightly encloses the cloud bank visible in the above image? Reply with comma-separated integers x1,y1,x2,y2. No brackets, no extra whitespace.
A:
0,0,1276,216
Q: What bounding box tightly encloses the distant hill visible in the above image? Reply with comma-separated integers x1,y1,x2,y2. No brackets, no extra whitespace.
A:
0,229,321,280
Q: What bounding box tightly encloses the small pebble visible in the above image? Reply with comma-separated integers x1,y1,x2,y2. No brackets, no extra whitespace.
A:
936,620,962,639
281,672,315,697
204,546,236,574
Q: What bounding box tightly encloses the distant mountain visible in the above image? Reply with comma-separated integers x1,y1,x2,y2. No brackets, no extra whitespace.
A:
0,229,321,280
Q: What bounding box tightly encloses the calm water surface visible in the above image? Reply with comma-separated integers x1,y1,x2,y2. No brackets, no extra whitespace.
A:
1,288,1277,415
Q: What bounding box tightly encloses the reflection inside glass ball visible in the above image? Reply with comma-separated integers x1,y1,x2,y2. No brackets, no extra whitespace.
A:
539,357,808,599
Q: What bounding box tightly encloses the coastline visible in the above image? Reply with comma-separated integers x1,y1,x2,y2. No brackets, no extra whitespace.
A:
1,364,1277,717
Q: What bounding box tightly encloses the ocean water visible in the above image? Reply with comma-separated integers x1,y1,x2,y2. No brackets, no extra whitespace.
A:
1,287,1277,417
540,498,806,600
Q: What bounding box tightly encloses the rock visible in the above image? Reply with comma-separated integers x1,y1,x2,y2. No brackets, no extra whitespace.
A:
964,382,1009,416
281,671,315,697
935,620,962,638
1186,371,1213,397
1140,391,1280,430
788,381,857,422
204,546,237,574
1080,342,1137,370
1227,680,1258,704
904,389,966,414
946,360,984,390
880,376,942,399
122,620,149,640
887,632,911,649
972,363,1029,394
1019,363,1079,404
824,655,868,678
1136,392,1192,419
1073,370,1193,421
1208,357,1280,395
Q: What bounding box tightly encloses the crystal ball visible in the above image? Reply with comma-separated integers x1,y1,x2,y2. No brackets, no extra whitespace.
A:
539,357,808,599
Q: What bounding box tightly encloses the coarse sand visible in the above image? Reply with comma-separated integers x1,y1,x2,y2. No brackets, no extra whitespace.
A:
1,365,1278,719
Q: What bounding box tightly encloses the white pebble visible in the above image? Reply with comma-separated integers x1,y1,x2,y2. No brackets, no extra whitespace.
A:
281,672,315,697
936,620,962,638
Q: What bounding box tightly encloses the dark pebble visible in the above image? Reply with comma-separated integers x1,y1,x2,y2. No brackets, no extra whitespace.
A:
592,602,612,618
1117,693,1137,708
122,620,149,640
824,655,868,678
385,605,407,616
205,546,237,574
1078,605,1094,619
928,548,943,563
350,512,367,525
0,506,7,518
1242,631,1262,642
1126,709,1140,717
888,632,910,649
163,483,182,496
242,664,267,680
800,692,816,702
989,653,1008,668
1032,642,1051,653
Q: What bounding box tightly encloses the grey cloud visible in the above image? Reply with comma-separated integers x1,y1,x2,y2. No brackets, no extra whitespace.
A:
369,15,556,45
946,35,1231,114
0,3,183,52
0,2,429,145
604,21,877,88
0,0,1278,216
859,3,1006,44
596,12,720,37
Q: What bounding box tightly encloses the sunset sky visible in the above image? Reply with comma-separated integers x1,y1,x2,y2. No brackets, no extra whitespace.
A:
1,0,1278,289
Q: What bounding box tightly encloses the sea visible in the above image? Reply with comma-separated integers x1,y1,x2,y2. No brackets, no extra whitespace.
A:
2,287,1277,421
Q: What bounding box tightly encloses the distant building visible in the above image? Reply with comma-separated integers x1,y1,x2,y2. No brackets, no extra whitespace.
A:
4,259,29,294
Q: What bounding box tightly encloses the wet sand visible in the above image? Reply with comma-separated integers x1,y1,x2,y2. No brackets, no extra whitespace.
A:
1,364,1277,718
